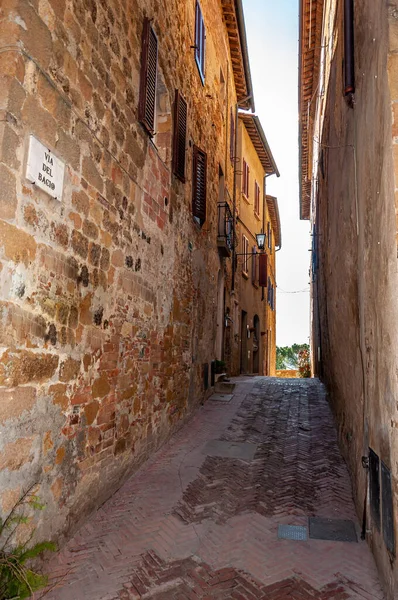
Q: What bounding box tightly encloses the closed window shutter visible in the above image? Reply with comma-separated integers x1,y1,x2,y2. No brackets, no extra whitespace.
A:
192,145,207,224
247,165,250,198
173,90,188,182
251,247,257,284
259,253,267,287
242,159,247,195
139,18,158,136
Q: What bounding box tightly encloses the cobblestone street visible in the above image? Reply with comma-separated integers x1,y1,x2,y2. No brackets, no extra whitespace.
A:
41,378,384,599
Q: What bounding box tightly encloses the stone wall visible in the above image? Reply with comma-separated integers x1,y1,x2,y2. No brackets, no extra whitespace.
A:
312,1,398,596
0,0,238,545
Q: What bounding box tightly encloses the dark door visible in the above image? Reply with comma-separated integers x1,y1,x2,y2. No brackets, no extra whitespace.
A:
240,310,248,374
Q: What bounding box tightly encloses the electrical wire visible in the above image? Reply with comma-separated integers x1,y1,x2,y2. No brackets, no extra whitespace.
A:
277,287,310,294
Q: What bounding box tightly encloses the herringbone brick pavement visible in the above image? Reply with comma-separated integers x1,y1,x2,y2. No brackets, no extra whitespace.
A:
37,378,385,600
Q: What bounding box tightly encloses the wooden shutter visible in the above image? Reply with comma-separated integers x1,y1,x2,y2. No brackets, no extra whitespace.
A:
139,18,158,136
251,247,257,284
242,159,247,195
173,90,188,182
259,253,267,287
247,165,250,198
192,145,207,224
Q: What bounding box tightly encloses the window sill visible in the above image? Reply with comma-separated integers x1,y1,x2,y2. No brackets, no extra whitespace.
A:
242,193,250,204
242,271,249,280
252,282,259,289
254,212,261,221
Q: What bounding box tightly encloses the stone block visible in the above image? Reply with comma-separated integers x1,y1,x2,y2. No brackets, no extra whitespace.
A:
59,357,80,382
0,164,17,220
82,156,103,192
92,374,111,399
0,350,59,387
0,436,35,471
0,220,36,266
0,386,36,424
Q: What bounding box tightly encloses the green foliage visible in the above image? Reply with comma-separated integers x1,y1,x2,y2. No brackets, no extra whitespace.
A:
214,360,226,374
276,344,310,370
0,486,56,600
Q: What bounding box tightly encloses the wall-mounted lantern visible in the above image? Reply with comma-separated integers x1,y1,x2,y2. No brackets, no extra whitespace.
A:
256,233,266,251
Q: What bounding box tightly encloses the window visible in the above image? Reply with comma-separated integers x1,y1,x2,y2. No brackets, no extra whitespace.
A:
267,221,272,252
254,181,260,216
268,282,275,311
173,90,188,182
251,246,258,286
195,1,206,83
242,159,249,198
242,235,249,276
192,145,207,225
230,109,235,164
139,18,158,136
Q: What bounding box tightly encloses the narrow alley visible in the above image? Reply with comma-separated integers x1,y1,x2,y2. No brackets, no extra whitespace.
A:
40,378,383,600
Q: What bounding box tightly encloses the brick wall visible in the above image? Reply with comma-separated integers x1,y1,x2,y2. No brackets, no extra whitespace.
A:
0,0,238,544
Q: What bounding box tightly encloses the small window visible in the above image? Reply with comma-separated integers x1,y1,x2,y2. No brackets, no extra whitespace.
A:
230,109,235,164
139,18,158,136
369,448,381,530
267,221,272,251
242,159,249,198
242,235,249,275
195,1,206,83
172,90,188,182
254,181,260,216
192,145,207,225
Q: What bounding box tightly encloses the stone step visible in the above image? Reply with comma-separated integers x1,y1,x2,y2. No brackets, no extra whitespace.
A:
215,381,236,394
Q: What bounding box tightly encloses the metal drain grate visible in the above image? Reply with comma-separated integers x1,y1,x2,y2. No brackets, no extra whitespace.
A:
202,440,257,461
277,525,308,541
309,517,357,543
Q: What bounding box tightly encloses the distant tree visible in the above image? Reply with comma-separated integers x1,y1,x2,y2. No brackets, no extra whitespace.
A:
276,344,310,370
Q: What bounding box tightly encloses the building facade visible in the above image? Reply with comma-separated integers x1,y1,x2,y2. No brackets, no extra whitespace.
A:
299,1,398,597
0,0,266,546
234,113,280,376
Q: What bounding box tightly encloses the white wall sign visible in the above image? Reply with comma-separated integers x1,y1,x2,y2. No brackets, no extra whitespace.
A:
26,135,65,200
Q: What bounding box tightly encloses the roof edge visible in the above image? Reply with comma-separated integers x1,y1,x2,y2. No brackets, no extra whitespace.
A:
252,115,280,178
235,0,255,112
266,195,282,250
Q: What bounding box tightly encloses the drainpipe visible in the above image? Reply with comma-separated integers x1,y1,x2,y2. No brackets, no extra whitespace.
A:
344,0,355,98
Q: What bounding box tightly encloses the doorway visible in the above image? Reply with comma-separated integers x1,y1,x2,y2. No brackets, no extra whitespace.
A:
240,310,248,373
215,270,225,360
253,315,260,373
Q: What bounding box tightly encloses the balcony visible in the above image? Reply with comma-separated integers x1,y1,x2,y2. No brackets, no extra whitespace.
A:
217,201,233,257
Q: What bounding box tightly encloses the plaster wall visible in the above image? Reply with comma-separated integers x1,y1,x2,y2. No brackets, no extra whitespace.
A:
313,1,398,595
235,121,277,375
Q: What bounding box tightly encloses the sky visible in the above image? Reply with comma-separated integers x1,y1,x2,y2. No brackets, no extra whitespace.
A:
242,0,311,347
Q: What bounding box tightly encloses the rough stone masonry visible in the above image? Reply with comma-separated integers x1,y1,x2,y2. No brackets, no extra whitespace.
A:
0,0,242,546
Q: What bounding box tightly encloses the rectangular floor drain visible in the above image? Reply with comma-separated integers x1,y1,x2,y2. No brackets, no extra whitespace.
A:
309,517,358,543
202,440,257,461
278,525,308,541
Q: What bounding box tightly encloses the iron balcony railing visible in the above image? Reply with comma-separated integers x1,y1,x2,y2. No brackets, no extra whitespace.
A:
217,201,234,257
